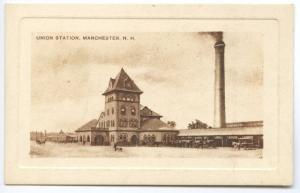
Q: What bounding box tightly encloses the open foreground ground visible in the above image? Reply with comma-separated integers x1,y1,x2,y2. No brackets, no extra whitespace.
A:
30,141,263,158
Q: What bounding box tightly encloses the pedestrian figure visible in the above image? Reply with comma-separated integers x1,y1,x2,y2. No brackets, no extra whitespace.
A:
114,142,117,151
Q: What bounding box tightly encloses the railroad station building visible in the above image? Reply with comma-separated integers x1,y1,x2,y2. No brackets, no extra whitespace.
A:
75,68,178,146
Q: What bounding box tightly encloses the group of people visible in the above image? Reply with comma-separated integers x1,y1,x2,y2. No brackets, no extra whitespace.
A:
113,142,122,151
232,141,241,150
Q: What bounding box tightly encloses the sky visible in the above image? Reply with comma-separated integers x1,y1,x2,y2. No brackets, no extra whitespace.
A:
31,32,263,132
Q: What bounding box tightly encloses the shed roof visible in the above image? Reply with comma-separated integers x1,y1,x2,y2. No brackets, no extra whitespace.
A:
178,127,263,137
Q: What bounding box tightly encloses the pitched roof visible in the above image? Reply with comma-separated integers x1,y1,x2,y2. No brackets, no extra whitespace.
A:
140,119,176,131
140,106,162,118
65,133,77,138
75,119,98,132
45,133,59,137
103,68,143,95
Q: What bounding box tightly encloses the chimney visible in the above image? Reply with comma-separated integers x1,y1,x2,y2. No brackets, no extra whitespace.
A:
214,39,226,128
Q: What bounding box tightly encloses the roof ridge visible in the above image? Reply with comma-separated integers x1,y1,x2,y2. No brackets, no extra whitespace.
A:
140,106,162,117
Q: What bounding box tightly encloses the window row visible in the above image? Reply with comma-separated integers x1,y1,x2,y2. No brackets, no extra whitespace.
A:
105,106,136,116
99,120,115,128
99,119,138,128
118,118,138,127
106,107,114,116
162,134,176,143
79,135,90,142
107,95,137,103
143,134,156,143
107,96,114,102
120,106,136,116
121,95,135,102
119,133,128,142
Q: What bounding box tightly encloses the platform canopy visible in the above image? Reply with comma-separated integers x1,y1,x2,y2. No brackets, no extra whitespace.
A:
178,127,263,137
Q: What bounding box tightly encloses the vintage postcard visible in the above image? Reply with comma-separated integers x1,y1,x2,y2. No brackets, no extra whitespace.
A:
5,5,293,185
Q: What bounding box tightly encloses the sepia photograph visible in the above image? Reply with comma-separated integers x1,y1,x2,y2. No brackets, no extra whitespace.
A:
30,32,264,159
4,4,293,186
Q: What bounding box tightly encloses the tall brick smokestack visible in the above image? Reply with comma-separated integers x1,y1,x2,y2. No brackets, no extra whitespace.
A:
214,33,226,128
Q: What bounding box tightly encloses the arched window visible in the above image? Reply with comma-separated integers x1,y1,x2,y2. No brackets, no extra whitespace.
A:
129,119,138,127
87,135,90,142
119,133,127,142
131,107,136,115
80,136,82,142
112,107,114,114
124,119,128,127
121,106,126,115
118,118,128,127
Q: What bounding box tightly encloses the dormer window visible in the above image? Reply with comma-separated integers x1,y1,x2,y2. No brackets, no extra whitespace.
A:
124,77,132,89
109,79,114,89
